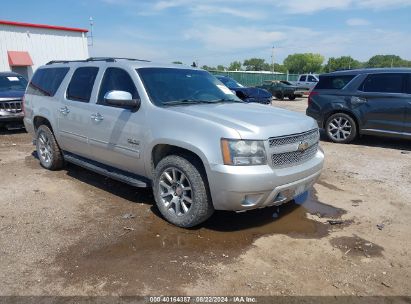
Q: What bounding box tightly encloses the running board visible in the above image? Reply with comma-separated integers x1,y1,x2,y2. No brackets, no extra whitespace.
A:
63,152,149,188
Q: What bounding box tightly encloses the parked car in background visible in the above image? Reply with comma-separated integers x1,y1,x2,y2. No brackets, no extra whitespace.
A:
290,74,319,91
258,80,309,100
215,75,272,104
0,72,27,129
306,68,411,143
24,58,324,228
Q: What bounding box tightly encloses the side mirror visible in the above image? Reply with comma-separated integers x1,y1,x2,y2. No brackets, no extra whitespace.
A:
104,90,140,109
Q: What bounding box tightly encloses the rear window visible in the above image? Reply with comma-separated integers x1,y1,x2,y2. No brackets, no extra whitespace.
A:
67,67,99,102
315,75,355,90
360,73,404,93
27,68,69,97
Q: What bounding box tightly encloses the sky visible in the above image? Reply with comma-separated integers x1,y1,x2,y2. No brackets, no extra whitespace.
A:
2,0,411,67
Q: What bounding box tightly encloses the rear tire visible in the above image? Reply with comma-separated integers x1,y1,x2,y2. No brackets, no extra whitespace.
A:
288,95,296,100
36,125,64,170
325,113,357,144
275,93,284,100
153,155,214,227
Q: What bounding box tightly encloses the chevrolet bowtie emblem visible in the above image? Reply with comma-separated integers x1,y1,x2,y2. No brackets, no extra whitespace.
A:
297,141,309,152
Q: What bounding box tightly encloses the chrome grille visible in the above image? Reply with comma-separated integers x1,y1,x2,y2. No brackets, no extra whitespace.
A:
272,143,319,167
269,128,319,148
269,129,320,167
0,101,22,113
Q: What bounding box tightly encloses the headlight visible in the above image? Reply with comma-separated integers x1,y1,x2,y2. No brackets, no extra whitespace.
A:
221,139,267,166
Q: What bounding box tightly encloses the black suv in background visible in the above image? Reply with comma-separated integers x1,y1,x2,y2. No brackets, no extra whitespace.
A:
306,68,411,143
0,72,27,129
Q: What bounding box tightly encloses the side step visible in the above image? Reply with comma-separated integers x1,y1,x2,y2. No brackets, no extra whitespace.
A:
63,152,149,188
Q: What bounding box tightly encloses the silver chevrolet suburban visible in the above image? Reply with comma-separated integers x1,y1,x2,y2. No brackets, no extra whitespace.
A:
23,57,324,227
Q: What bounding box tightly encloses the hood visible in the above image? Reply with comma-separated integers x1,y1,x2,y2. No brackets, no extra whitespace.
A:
234,87,272,98
0,90,24,99
166,102,317,139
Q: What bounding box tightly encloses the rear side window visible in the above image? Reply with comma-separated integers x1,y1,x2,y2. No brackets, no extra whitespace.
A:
300,75,307,81
361,73,404,93
315,75,355,90
97,68,139,106
66,67,99,102
405,74,411,94
27,68,69,97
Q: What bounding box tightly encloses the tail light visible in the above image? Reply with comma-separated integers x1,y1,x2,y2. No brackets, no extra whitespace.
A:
308,91,318,106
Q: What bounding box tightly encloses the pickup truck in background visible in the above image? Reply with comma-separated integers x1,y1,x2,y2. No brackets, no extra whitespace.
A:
289,74,319,92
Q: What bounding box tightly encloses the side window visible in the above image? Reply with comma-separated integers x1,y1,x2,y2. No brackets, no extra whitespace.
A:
308,75,317,82
98,68,139,106
66,67,99,102
27,68,69,97
300,75,307,82
406,74,411,94
361,73,405,93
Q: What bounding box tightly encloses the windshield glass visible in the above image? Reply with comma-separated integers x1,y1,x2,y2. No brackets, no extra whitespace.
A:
137,68,241,106
218,77,244,88
0,75,28,92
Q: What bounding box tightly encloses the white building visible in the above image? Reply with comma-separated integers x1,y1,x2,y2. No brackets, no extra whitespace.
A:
0,20,89,79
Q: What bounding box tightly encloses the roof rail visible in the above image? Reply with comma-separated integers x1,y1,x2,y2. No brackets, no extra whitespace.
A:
46,57,150,65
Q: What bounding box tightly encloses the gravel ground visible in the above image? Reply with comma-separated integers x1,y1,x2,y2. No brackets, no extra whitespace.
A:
0,99,410,297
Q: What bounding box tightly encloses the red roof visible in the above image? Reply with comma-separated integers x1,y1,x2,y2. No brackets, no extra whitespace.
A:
8,51,34,66
0,20,88,33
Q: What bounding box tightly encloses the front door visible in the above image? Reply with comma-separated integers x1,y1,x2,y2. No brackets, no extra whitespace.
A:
87,67,145,175
57,66,99,158
405,73,411,135
357,73,408,133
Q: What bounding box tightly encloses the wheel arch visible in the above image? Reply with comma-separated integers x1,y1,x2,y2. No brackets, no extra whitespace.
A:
33,116,53,133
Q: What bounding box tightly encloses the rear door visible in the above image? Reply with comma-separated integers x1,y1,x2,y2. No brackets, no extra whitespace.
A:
86,67,145,174
57,66,99,158
357,73,408,133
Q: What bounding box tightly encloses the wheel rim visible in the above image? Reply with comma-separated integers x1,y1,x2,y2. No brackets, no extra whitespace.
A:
328,116,352,141
158,167,193,216
37,132,52,164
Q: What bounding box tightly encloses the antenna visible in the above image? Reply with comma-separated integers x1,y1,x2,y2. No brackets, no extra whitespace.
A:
88,16,94,47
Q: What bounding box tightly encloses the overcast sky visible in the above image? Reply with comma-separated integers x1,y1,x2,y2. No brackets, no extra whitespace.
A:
2,0,411,66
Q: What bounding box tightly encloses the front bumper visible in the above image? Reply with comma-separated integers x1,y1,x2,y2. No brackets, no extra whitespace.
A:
208,149,324,211
0,112,24,124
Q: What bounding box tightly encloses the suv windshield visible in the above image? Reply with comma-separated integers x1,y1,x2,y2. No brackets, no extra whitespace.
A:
137,68,241,106
0,75,28,92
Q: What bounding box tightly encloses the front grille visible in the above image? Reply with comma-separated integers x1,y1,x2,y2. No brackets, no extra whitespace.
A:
272,143,319,167
269,128,319,148
0,101,22,113
269,128,320,167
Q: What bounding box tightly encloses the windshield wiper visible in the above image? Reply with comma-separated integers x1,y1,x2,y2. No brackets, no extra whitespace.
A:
163,99,241,106
209,98,242,103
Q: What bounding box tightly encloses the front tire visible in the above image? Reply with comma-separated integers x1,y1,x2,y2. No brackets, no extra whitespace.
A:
288,95,296,100
153,155,214,227
36,125,64,170
325,113,357,144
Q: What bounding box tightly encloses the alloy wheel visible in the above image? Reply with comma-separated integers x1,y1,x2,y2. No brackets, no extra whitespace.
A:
328,116,352,141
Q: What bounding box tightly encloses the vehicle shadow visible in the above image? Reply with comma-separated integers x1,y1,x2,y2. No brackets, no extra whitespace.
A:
319,130,411,151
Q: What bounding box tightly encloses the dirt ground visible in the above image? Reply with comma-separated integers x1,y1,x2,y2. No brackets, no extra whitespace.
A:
0,98,410,297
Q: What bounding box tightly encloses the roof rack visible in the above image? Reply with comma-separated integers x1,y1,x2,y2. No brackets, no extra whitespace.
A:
46,57,150,65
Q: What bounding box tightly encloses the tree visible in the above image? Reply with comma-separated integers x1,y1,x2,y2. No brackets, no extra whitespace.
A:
243,58,270,71
201,65,216,70
172,61,183,64
324,56,362,72
216,65,226,71
228,61,242,71
365,55,410,68
283,53,324,74
270,63,287,74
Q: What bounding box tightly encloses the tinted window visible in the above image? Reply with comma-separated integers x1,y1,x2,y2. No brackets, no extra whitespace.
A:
361,73,404,93
67,67,99,102
308,75,317,82
300,75,307,81
27,68,69,97
316,75,355,90
98,68,139,105
406,74,411,94
0,75,27,92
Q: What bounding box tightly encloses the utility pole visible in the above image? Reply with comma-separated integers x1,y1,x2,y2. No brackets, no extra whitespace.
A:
88,17,94,47
271,45,275,74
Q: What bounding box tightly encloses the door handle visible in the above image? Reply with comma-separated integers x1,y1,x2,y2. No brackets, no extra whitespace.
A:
350,96,367,104
91,113,104,122
59,106,70,115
